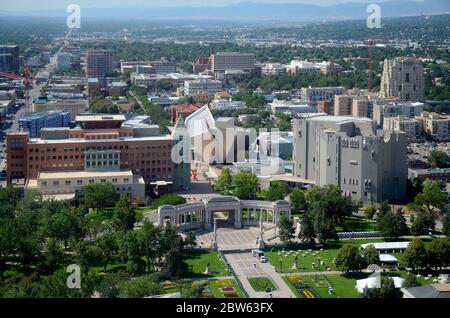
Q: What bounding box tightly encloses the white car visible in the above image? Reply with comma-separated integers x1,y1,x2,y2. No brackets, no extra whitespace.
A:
259,256,268,263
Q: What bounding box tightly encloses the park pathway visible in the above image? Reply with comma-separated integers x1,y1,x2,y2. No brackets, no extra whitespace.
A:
223,252,296,298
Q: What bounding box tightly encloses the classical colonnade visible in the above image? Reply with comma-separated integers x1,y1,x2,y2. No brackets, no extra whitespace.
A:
158,196,292,231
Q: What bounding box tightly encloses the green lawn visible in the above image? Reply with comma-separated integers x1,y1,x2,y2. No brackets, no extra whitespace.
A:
284,273,364,298
265,238,408,273
181,250,228,278
336,217,377,232
248,277,277,292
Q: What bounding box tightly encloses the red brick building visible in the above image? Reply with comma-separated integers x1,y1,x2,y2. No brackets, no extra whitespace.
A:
170,104,200,123
6,115,178,189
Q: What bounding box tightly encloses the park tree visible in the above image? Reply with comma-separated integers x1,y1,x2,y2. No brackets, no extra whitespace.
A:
39,239,65,275
95,232,119,272
335,245,364,273
112,195,137,232
180,282,206,298
0,186,21,219
443,212,450,238
153,194,186,207
119,230,145,275
82,183,119,211
161,248,187,279
97,271,130,298
118,274,162,298
428,149,449,168
215,168,232,195
0,219,15,278
278,215,295,244
263,181,290,201
361,245,380,267
313,208,338,243
184,231,197,249
289,188,308,213
427,238,450,270
141,221,162,272
298,212,316,245
376,203,409,240
361,276,402,298
307,186,358,242
364,204,377,220
403,238,427,272
409,180,448,226
410,214,432,236
232,172,258,200
403,274,421,288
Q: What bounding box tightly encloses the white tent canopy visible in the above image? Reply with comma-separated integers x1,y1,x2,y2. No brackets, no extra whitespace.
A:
379,254,399,263
361,242,410,251
356,277,405,293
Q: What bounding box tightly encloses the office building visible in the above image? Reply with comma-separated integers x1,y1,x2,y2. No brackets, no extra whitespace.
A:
0,45,19,74
317,100,334,115
184,78,223,96
383,116,422,141
7,114,190,192
120,59,177,75
86,49,113,89
210,99,246,110
373,101,424,127
301,86,345,107
269,99,315,115
19,111,71,138
32,96,87,120
416,112,450,141
56,53,73,72
262,63,287,76
293,114,407,202
210,52,256,73
380,57,424,102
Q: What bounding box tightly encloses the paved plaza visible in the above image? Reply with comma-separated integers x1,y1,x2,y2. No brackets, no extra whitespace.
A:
224,252,296,298
197,226,279,251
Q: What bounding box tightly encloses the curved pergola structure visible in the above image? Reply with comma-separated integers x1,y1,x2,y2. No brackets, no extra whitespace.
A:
158,195,291,231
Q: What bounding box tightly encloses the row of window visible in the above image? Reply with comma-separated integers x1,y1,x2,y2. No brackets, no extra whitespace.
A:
41,178,131,187
29,143,171,153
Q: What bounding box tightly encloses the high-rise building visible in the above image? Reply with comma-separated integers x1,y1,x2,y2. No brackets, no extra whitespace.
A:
0,45,20,74
56,53,73,72
210,52,256,73
380,57,424,102
293,114,407,202
86,49,113,89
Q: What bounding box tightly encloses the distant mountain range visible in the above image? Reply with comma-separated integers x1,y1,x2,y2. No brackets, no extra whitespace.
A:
1,0,449,22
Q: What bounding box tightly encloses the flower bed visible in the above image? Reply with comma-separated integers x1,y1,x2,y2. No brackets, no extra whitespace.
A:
224,293,239,298
220,287,236,293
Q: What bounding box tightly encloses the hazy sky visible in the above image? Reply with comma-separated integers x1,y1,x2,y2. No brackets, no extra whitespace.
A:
1,0,400,11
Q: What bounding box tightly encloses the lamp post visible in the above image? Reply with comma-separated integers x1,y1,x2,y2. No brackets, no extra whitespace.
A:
279,259,283,273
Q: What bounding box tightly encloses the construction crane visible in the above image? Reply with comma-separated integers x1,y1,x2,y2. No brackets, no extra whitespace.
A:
0,71,33,85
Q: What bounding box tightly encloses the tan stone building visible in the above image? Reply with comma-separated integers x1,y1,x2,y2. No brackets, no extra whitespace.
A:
380,57,424,102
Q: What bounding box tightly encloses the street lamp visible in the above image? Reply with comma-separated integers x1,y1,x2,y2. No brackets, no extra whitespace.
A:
279,259,283,273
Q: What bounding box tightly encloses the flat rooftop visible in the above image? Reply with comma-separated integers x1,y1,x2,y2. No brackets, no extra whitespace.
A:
28,134,172,144
38,170,134,180
75,114,126,122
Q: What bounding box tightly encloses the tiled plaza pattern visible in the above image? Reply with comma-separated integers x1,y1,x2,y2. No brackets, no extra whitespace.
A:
224,252,296,298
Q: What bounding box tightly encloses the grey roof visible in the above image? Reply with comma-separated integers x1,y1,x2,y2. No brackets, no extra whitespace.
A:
403,284,450,298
